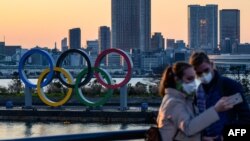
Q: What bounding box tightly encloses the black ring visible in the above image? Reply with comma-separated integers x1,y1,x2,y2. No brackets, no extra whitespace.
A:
56,49,92,88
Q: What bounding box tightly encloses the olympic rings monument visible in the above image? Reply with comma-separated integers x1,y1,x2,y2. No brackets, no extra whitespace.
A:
18,48,133,111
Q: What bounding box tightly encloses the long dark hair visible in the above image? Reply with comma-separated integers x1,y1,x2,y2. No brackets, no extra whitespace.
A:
159,62,193,97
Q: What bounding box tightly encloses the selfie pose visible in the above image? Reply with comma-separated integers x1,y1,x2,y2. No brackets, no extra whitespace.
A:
189,52,250,141
157,62,234,141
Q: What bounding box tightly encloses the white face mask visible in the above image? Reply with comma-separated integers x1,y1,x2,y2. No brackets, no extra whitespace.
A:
182,80,197,95
199,72,213,84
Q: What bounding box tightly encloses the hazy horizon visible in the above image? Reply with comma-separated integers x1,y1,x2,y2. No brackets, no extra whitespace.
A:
1,0,250,49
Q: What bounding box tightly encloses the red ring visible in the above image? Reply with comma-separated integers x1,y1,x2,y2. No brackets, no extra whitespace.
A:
94,48,133,89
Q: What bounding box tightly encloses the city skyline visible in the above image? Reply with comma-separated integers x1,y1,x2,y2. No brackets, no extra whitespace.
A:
1,0,250,48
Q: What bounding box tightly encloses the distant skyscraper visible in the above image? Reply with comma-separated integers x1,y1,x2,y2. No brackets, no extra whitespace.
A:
220,9,240,53
61,37,68,52
112,0,151,52
0,42,5,57
151,32,165,51
188,5,218,50
175,40,186,49
69,28,81,66
87,40,99,55
60,38,69,65
98,26,111,53
166,39,175,49
69,28,81,49
86,40,99,65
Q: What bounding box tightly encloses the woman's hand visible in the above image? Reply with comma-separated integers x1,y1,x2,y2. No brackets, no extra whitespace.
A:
214,96,234,112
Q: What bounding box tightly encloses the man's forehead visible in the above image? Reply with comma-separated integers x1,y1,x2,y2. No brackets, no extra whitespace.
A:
195,62,210,70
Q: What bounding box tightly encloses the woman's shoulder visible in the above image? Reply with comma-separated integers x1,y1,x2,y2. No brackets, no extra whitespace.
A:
164,88,186,102
161,93,185,110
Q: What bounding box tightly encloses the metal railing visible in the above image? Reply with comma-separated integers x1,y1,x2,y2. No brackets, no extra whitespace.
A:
4,129,147,141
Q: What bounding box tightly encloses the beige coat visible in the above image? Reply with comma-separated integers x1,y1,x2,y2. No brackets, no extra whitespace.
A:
157,88,219,141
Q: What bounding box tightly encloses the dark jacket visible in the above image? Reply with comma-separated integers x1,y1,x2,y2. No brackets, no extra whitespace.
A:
197,70,250,138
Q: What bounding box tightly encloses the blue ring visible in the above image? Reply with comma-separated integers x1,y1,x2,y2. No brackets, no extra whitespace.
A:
18,48,54,88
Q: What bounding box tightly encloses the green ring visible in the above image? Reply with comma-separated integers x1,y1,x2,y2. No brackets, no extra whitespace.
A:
75,67,113,107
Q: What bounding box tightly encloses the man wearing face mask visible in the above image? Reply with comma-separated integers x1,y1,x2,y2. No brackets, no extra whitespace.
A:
189,52,250,141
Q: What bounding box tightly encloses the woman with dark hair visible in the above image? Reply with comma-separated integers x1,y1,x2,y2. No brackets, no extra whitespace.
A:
157,62,234,141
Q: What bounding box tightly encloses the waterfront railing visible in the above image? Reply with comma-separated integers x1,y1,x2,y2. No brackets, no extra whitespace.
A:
4,129,147,141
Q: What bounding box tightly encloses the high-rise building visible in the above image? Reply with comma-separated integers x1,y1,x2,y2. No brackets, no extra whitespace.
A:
69,28,81,66
87,40,99,55
98,26,111,53
69,28,81,49
61,37,68,52
60,38,70,65
86,40,99,65
175,40,186,49
0,42,5,57
188,5,218,51
166,39,175,49
151,32,165,51
220,9,240,53
112,0,151,52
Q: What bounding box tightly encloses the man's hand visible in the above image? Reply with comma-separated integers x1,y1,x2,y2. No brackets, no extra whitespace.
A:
214,96,234,112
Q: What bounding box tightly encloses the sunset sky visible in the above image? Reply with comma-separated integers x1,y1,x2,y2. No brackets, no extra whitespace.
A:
0,0,250,49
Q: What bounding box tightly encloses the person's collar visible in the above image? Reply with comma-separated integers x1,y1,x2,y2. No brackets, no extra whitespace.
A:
165,88,186,99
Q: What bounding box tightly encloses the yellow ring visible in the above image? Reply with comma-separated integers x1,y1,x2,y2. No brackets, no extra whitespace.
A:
37,67,73,107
